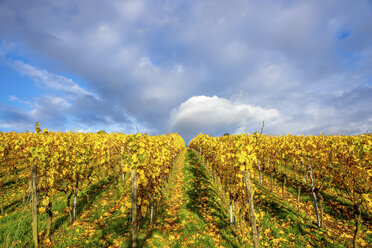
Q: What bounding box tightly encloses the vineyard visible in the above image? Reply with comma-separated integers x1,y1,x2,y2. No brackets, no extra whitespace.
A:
0,124,371,247
189,133,371,247
0,124,185,247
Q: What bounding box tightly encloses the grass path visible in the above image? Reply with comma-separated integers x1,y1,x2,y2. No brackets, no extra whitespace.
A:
144,149,246,248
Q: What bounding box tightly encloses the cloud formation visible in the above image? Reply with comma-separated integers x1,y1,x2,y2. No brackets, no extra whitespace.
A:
11,60,100,100
169,95,281,138
0,0,371,141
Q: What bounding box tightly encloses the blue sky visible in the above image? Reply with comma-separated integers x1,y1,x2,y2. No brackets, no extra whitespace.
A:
0,0,371,142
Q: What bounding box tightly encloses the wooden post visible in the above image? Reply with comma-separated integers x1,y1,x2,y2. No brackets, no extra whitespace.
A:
150,194,154,225
31,164,39,248
244,170,259,248
72,175,79,222
317,190,324,228
229,194,233,224
67,192,73,224
258,159,262,185
308,158,320,228
131,169,138,248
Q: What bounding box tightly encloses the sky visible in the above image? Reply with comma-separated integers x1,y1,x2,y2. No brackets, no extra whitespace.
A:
0,0,371,143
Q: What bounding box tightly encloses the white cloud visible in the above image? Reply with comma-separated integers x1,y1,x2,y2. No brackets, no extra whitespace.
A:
116,0,144,20
169,95,280,138
89,24,120,49
42,96,72,108
9,95,30,105
139,56,152,68
242,61,300,90
10,60,100,100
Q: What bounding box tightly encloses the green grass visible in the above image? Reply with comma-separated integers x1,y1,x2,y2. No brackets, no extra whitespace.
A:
0,174,129,248
0,149,370,247
183,150,242,247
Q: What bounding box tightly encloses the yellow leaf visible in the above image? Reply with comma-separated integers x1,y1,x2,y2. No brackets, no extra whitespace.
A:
141,205,147,216
132,154,138,163
39,207,45,214
120,206,127,213
42,198,49,206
